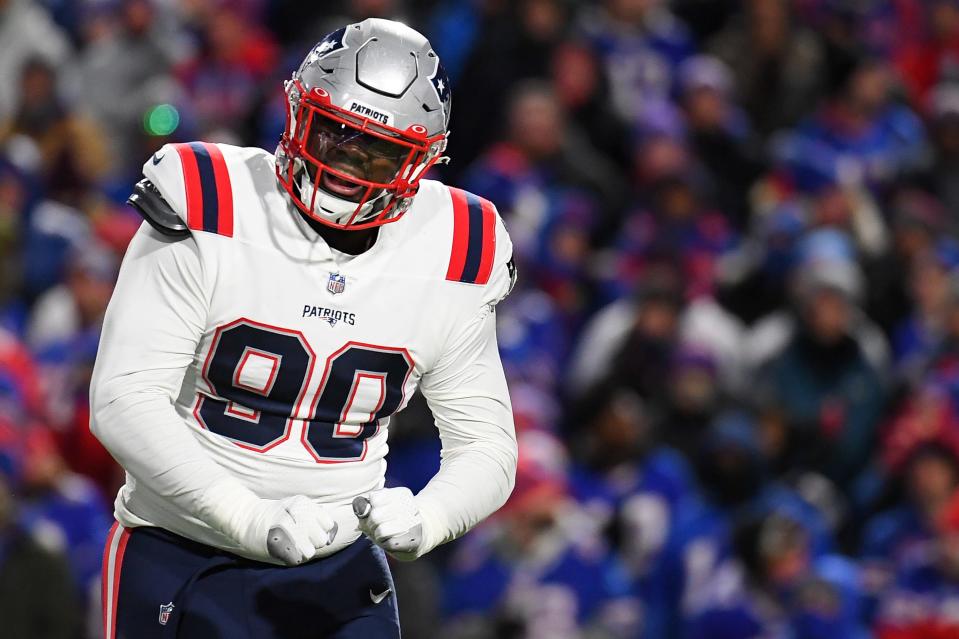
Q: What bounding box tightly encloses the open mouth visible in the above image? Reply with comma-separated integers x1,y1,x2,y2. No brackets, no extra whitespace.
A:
321,170,365,200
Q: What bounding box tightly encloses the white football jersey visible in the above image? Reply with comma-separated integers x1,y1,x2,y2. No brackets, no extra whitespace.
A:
90,142,516,559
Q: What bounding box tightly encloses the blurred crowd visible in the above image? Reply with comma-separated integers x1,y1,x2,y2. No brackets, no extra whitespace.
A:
5,0,959,637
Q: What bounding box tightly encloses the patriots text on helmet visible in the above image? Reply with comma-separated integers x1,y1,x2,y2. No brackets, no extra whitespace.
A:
347,100,393,126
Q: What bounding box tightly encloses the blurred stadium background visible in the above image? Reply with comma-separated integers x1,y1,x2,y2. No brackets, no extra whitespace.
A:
5,0,959,637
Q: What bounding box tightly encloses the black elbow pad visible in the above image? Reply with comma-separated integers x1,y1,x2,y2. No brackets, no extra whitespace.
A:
127,179,189,238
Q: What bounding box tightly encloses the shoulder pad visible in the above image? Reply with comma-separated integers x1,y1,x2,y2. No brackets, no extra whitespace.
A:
127,179,189,238
445,187,498,285
144,142,235,237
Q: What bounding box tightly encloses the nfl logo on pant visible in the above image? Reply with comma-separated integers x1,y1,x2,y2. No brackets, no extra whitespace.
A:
158,602,175,626
327,272,346,295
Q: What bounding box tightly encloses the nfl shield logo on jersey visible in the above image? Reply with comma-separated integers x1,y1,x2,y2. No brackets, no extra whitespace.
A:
327,272,346,295
158,602,175,626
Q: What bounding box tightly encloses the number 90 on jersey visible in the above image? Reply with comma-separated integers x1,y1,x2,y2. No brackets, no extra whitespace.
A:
194,319,414,463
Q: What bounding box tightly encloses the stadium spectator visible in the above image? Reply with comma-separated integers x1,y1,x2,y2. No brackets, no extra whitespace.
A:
656,345,728,459
0,56,110,199
451,0,573,174
569,387,694,544
0,0,71,123
861,386,959,619
865,189,945,337
0,325,42,421
0,157,29,329
717,200,807,326
709,0,825,138
72,0,179,168
774,55,927,195
911,83,959,219
677,54,764,231
913,273,959,400
577,0,694,129
600,152,738,302
652,412,834,638
550,40,634,173
893,0,959,106
686,513,869,639
874,487,959,638
890,241,959,371
752,239,888,489
175,1,279,141
463,80,626,249
15,426,112,597
442,430,638,638
25,242,117,353
0,447,82,639
567,265,684,421
498,289,571,397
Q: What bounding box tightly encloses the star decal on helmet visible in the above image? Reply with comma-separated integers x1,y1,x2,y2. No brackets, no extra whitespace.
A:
308,27,347,63
428,57,451,118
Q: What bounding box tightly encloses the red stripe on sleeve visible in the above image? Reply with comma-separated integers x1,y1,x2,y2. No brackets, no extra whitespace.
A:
445,187,470,281
203,142,234,238
173,144,204,231
474,197,497,285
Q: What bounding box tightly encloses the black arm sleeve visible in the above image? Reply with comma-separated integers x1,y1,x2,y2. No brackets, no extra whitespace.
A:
127,179,190,238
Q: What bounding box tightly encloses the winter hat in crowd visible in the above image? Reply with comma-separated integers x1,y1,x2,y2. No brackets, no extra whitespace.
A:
793,229,864,304
678,55,733,98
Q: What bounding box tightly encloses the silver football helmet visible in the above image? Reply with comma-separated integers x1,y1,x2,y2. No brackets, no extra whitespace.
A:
276,18,451,229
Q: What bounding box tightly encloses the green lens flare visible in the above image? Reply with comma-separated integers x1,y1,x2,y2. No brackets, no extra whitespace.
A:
144,104,180,136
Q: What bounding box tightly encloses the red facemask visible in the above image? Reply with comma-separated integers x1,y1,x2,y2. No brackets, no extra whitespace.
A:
276,82,446,229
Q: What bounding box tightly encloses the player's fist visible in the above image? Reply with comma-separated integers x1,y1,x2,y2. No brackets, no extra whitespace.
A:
255,495,338,566
354,487,423,561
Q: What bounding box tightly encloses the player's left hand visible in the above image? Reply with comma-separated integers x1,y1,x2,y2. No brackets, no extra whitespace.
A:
353,487,423,561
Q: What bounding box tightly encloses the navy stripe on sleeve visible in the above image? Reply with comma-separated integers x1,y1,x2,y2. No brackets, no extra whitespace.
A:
459,192,486,283
189,142,219,234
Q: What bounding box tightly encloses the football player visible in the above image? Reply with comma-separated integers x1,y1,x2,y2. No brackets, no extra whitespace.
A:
90,18,517,639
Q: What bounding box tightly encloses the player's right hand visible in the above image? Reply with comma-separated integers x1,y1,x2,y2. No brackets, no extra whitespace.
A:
250,495,338,566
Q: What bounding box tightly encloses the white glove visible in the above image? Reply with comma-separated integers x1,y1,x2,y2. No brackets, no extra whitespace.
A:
353,487,424,561
203,483,338,565
259,495,339,565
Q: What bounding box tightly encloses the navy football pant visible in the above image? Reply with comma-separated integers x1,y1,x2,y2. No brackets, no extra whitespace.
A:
101,522,399,639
